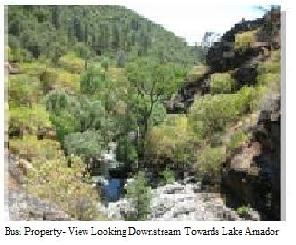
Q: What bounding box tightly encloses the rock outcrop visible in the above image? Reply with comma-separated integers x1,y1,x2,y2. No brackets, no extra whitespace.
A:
221,94,281,220
99,182,260,221
166,7,280,114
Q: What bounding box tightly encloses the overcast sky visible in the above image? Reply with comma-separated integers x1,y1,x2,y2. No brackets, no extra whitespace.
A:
97,0,276,45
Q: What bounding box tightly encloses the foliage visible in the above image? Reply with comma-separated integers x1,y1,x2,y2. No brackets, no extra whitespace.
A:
45,90,80,142
236,86,258,113
126,57,182,159
20,62,47,75
257,58,280,75
64,130,104,159
189,85,265,140
8,5,200,66
74,42,92,59
49,111,80,142
80,64,105,95
256,51,280,91
227,130,250,157
56,71,80,93
234,30,258,50
116,50,126,68
9,135,61,162
150,102,167,126
101,57,110,71
188,94,241,139
161,168,175,185
127,59,181,113
147,115,194,163
59,53,85,73
9,75,41,107
210,72,235,94
257,72,280,88
125,171,151,220
197,146,226,177
45,89,71,113
40,68,80,94
8,41,33,62
236,205,250,218
9,104,52,135
116,135,138,164
187,65,208,82
27,155,104,220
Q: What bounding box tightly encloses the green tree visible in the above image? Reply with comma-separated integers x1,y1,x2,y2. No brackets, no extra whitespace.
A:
64,130,104,161
126,58,180,160
116,50,126,68
51,6,61,29
125,171,151,220
80,64,105,95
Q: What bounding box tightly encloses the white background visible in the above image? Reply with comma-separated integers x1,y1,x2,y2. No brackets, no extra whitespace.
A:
0,0,295,244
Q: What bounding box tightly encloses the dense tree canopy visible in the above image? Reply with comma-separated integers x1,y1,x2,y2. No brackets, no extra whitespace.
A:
8,5,201,66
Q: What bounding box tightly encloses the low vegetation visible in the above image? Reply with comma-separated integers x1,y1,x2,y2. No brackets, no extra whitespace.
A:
210,72,235,94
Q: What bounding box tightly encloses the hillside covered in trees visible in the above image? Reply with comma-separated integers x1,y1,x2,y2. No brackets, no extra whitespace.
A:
6,5,281,221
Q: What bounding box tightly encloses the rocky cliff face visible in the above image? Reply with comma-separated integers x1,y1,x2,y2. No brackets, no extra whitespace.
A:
206,7,280,73
166,7,280,114
221,94,281,220
165,7,281,220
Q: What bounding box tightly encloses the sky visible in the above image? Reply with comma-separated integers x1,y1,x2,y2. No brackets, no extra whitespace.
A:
122,2,268,45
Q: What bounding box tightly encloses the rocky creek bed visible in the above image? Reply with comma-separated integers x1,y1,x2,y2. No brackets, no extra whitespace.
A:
98,181,260,221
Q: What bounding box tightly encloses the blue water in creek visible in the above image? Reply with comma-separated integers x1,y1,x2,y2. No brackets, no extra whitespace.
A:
102,178,124,202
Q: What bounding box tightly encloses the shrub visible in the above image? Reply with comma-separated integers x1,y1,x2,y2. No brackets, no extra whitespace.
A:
236,205,250,218
257,73,280,87
59,53,85,73
237,85,269,112
80,64,106,95
210,72,235,94
39,68,58,93
9,104,52,135
8,75,41,107
20,62,47,75
40,68,80,94
74,42,91,59
49,111,80,142
256,50,280,92
9,135,61,162
161,168,175,185
197,146,226,177
189,85,267,141
64,130,104,159
46,89,70,113
116,135,138,164
234,30,257,50
101,57,110,71
257,59,280,74
56,71,80,93
189,94,241,139
27,155,105,220
227,130,250,157
125,171,151,220
236,86,257,113
187,65,208,82
147,115,194,163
